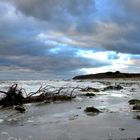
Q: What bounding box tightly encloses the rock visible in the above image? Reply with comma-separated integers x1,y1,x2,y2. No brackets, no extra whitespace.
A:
136,115,140,120
103,85,123,91
14,105,26,113
84,106,100,113
129,99,140,111
119,128,125,131
133,105,140,110
129,99,140,105
85,93,96,97
81,87,99,92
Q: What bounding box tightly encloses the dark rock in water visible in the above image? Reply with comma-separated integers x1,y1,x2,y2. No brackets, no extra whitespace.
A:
129,99,140,105
129,99,140,111
133,105,140,110
137,138,140,140
81,87,99,92
84,106,100,113
119,128,125,131
85,93,96,97
136,115,140,120
14,105,26,113
103,85,123,91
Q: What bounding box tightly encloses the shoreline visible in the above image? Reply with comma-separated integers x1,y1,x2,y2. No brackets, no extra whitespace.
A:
0,79,140,140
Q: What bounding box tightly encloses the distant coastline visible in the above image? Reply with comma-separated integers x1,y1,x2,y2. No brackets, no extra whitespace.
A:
73,71,140,80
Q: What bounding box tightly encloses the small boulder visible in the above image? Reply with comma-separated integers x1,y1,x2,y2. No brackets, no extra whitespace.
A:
119,128,125,131
14,105,26,113
84,106,100,113
85,93,96,97
81,87,99,92
133,105,140,110
136,115,140,120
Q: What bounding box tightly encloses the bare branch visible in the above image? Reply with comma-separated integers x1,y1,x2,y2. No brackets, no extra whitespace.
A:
0,91,8,95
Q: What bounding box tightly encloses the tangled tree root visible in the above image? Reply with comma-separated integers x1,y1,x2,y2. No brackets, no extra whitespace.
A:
0,84,77,111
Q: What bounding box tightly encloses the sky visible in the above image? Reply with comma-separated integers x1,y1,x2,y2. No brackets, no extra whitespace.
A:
0,0,140,80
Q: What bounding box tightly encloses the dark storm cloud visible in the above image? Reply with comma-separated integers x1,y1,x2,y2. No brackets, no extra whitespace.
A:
8,0,96,33
0,0,140,79
11,0,95,18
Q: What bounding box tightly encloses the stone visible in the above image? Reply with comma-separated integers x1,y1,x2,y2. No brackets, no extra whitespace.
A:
133,105,140,110
84,106,100,113
14,105,26,113
129,99,140,105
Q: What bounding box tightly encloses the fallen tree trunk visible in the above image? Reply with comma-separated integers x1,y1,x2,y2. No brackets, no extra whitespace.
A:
0,84,77,108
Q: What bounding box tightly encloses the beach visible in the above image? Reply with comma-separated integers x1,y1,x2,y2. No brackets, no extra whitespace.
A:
0,79,140,140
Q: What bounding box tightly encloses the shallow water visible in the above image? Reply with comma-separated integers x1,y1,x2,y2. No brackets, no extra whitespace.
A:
0,80,140,140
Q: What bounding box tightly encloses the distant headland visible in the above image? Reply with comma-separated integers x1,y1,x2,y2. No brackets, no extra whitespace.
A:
73,71,140,80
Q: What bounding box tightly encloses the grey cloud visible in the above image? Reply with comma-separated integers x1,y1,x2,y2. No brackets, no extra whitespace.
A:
2,0,140,55
11,0,95,18
117,0,140,14
67,21,140,55
102,40,140,55
6,0,96,33
0,5,50,57
0,0,140,79
0,51,108,79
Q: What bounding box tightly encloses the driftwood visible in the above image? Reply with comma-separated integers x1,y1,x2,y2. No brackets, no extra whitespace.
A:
0,84,79,108
0,84,102,111
0,84,24,107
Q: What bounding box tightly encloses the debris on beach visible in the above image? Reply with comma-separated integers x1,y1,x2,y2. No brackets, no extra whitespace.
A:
0,84,24,107
0,84,77,112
